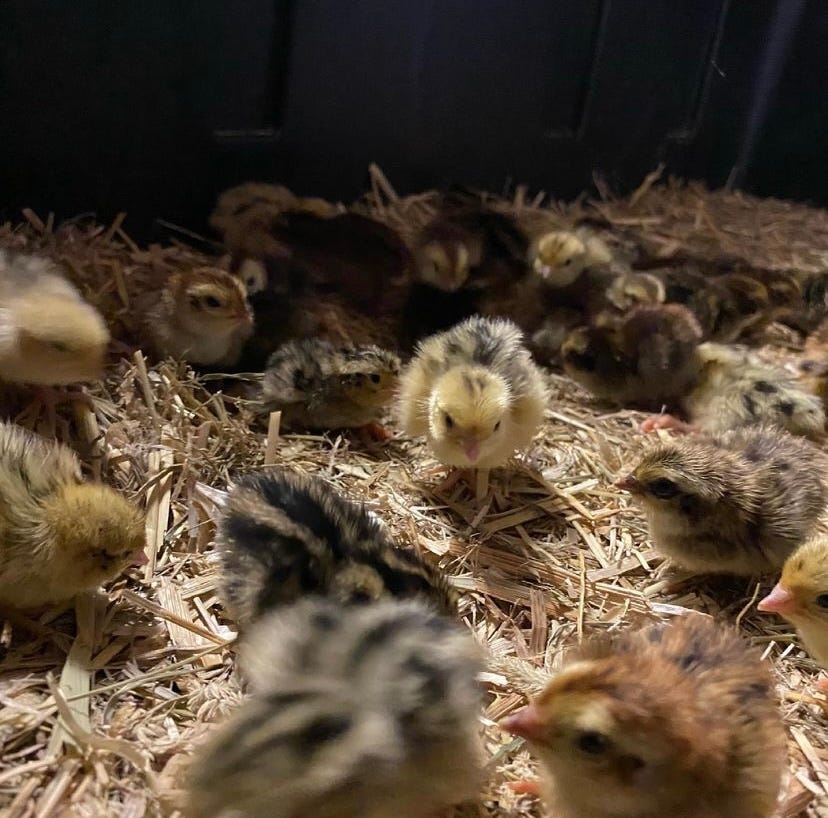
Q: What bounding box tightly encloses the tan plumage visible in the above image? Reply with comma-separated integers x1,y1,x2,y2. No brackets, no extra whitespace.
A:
0,422,146,608
187,598,483,818
215,469,456,627
397,316,548,468
604,271,665,312
529,228,612,288
500,614,786,818
0,248,109,385
134,267,254,367
261,339,400,431
758,537,828,669
617,426,826,575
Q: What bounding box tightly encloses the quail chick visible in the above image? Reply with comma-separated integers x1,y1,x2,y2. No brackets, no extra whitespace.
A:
187,597,483,818
262,339,400,434
561,304,703,408
0,248,109,385
0,422,146,608
501,614,786,818
798,316,828,406
604,270,665,312
758,537,828,673
397,316,548,468
529,228,612,288
134,267,254,368
617,426,826,575
215,468,456,627
705,273,771,341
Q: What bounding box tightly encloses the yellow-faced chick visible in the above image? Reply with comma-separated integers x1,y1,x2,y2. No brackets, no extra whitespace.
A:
0,248,109,385
561,304,703,408
215,468,456,627
0,422,146,608
501,614,786,818
529,228,612,288
604,271,666,312
262,339,400,433
617,426,826,575
759,537,828,671
683,342,825,439
135,266,254,367
187,597,482,818
397,316,548,468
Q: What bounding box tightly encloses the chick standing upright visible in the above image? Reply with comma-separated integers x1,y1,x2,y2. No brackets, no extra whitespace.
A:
0,422,146,608
0,249,109,386
617,426,826,575
187,597,483,818
215,468,456,627
397,316,548,468
501,614,786,818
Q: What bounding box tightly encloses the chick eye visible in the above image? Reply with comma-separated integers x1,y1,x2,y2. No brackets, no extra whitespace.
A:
647,477,679,499
204,295,222,309
494,420,501,431
575,730,610,755
816,593,828,609
50,341,70,353
370,373,381,384
563,258,573,266
444,413,454,429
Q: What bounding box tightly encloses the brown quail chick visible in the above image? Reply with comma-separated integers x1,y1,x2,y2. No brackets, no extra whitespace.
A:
799,316,828,407
187,597,483,818
705,273,771,341
501,614,786,818
262,339,400,436
215,469,456,627
0,422,146,608
617,426,826,575
560,304,703,408
779,269,828,332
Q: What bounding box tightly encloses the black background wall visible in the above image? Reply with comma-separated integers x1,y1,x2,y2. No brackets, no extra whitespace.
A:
0,1,826,241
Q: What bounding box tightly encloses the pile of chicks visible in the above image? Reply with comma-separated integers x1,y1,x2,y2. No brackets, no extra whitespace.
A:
3,179,828,818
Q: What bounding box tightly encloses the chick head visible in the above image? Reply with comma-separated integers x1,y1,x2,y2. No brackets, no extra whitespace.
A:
340,348,402,408
12,294,109,385
43,484,146,596
428,366,510,466
530,231,586,287
560,325,615,376
416,240,471,292
233,257,268,295
175,267,254,338
606,272,666,311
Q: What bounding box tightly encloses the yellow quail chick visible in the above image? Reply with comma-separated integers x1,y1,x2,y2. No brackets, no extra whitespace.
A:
604,270,665,312
262,339,400,435
134,267,254,367
187,597,483,818
0,422,146,608
0,248,109,385
501,614,786,818
215,469,456,627
617,426,826,575
528,227,612,288
561,304,703,408
397,316,548,468
759,538,828,676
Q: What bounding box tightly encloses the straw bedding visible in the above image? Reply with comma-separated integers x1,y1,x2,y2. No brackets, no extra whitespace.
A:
0,170,826,818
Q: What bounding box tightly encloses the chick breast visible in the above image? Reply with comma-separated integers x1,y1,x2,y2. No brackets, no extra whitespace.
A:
187,598,483,818
215,469,456,626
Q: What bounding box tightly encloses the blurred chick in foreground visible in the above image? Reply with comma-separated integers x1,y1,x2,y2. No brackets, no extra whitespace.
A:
397,316,548,468
561,304,703,408
759,537,828,674
262,338,400,435
501,614,786,818
617,426,826,575
0,248,109,385
134,267,254,368
187,598,483,818
0,422,146,608
216,469,456,627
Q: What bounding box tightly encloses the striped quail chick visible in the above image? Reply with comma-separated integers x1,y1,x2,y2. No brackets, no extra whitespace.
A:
216,469,456,627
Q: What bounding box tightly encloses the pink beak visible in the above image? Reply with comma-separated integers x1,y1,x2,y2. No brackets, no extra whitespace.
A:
757,583,797,615
132,549,150,567
464,440,481,463
615,474,641,492
500,704,546,742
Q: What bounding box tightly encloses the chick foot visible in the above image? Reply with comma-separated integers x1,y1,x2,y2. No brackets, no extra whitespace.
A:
359,421,393,443
508,779,541,796
640,414,698,434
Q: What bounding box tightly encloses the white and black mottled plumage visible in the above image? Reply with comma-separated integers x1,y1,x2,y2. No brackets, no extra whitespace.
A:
216,469,456,626
187,598,483,818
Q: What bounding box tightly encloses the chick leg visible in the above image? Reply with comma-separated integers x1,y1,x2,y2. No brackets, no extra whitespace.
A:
508,780,542,796
358,421,394,443
640,414,698,434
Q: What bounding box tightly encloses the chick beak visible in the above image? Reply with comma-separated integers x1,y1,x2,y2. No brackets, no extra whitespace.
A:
463,439,481,463
132,549,150,567
614,474,641,493
757,583,798,616
500,704,545,743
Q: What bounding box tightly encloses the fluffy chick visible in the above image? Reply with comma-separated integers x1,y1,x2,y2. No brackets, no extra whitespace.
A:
798,316,828,407
215,469,456,627
617,426,826,575
705,273,771,341
0,248,109,385
759,537,828,671
561,304,703,408
262,339,400,432
501,614,786,818
529,228,613,288
397,316,548,468
604,271,665,312
187,597,482,818
134,267,254,367
0,422,146,608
